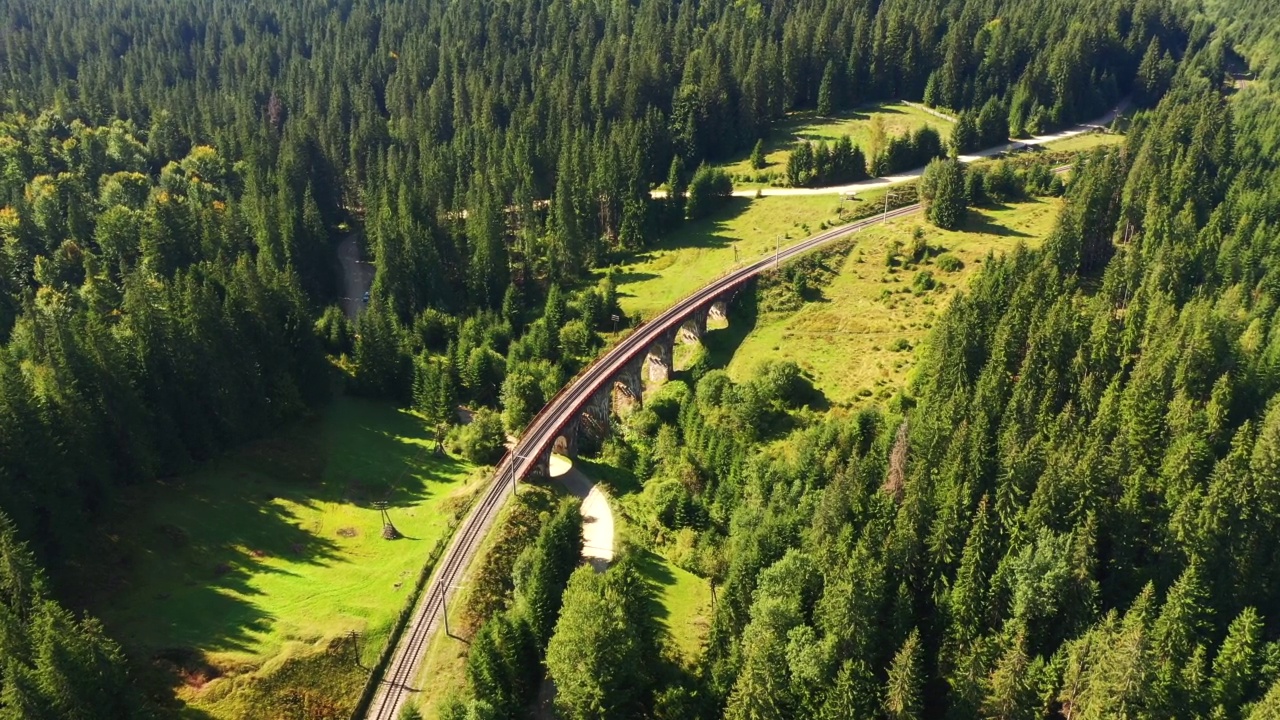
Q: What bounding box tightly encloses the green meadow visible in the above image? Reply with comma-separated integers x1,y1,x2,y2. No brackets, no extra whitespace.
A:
70,397,483,718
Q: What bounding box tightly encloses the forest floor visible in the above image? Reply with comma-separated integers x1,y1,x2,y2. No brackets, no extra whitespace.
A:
718,198,1059,406
716,100,954,188
67,397,483,719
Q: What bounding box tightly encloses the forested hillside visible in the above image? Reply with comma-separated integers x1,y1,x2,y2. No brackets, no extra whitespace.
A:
0,0,1195,564
503,14,1280,720
3,0,1187,296
0,0,1254,715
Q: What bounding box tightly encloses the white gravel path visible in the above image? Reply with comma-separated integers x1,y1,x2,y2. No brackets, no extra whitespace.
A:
548,454,614,572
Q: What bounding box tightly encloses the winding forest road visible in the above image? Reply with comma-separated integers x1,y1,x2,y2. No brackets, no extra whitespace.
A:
728,100,1127,197
361,103,1125,720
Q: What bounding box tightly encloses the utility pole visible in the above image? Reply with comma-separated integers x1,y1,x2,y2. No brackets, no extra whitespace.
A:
373,501,400,540
509,452,530,497
775,235,781,270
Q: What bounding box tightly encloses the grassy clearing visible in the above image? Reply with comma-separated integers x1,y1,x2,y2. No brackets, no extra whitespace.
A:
1041,130,1125,153
719,101,954,187
720,199,1060,405
636,550,713,667
70,397,484,719
613,192,889,320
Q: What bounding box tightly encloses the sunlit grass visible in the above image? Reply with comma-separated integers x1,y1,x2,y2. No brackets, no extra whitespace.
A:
723,199,1059,405
612,192,890,321
72,397,484,718
718,101,954,188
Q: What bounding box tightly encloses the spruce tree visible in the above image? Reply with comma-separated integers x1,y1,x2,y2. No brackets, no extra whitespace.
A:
921,158,968,230
750,140,767,170
884,629,923,720
818,61,837,116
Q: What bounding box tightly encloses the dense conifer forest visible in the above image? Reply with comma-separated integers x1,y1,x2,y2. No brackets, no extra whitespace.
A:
0,0,1274,715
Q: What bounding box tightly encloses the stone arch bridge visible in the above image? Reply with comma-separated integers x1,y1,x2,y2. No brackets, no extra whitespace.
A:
535,295,732,471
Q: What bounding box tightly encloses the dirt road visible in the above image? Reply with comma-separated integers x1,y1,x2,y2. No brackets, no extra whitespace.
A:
337,231,375,320
548,455,615,571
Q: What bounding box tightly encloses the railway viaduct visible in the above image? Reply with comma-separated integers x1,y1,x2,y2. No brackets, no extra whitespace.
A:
531,297,731,470
365,203,923,720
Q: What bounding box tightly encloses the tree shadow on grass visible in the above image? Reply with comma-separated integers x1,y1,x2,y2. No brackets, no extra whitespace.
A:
608,269,660,286
61,397,465,706
575,456,641,497
962,209,1033,238
635,549,677,631
611,198,756,302
652,197,752,252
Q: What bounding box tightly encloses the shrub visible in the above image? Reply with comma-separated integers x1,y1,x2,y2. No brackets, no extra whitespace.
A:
454,408,506,464
912,270,937,293
685,164,733,219
935,253,964,272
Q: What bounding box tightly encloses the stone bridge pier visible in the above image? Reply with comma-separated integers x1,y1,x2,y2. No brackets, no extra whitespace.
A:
614,356,644,413
646,328,677,385
580,386,612,442
679,307,710,344
709,300,728,324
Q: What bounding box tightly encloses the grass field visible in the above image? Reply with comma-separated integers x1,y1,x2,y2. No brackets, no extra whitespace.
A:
719,101,953,187
71,397,484,718
719,199,1059,405
1041,130,1126,153
612,193,888,320
636,549,713,667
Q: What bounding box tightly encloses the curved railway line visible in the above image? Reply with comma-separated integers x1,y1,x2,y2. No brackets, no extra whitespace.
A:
363,99,1110,715
363,201,922,720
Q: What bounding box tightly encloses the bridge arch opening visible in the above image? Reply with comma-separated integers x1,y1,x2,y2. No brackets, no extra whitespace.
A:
547,451,573,478
708,300,729,330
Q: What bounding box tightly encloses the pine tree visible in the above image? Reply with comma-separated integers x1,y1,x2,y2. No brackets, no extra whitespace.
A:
819,659,879,720
514,499,582,646
750,140,767,171
1211,608,1263,717
951,111,979,155
921,158,968,230
818,61,837,116
884,628,923,720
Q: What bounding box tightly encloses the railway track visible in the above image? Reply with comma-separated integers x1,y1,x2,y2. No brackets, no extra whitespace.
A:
362,110,1102,714
362,200,923,720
